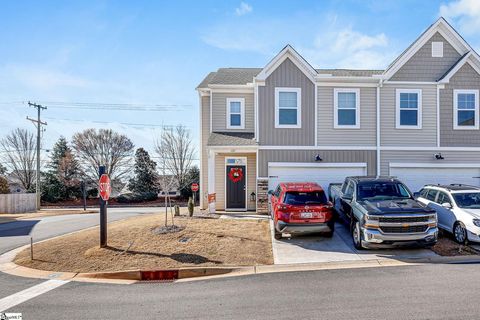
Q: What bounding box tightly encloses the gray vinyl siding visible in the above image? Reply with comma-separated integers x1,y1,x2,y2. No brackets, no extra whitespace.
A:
258,150,377,177
380,150,480,175
380,83,437,146
258,58,315,145
440,63,480,146
211,92,255,132
214,153,257,211
200,95,210,209
317,86,376,146
390,32,461,81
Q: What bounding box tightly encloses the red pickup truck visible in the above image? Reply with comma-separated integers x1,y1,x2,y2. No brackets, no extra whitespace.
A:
269,182,335,240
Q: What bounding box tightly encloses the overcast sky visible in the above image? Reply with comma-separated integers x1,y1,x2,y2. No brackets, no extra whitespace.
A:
1,0,479,165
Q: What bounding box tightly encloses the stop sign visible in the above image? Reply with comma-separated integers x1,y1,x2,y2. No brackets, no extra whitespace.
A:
191,183,199,192
99,174,111,201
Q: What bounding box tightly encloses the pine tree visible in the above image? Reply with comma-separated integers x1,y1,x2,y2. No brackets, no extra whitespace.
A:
128,148,159,194
0,176,9,194
0,163,6,175
41,137,82,202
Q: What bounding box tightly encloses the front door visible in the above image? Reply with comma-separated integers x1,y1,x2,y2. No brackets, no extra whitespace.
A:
226,165,246,209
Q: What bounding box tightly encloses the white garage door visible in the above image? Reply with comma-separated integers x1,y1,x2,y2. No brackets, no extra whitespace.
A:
390,163,480,193
268,162,367,192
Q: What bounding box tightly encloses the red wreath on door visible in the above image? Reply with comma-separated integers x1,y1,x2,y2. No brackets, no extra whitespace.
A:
228,167,243,183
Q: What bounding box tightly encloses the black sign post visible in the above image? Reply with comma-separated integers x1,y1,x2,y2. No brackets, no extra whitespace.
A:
99,166,107,248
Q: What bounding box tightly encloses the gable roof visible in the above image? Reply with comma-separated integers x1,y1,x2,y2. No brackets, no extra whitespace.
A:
437,51,480,83
383,17,477,80
255,45,318,83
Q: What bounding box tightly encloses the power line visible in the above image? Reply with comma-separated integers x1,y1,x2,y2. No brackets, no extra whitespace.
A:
0,101,192,111
26,101,47,209
44,117,192,128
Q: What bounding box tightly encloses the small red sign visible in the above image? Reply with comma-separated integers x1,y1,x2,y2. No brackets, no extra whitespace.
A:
99,174,111,201
191,183,199,192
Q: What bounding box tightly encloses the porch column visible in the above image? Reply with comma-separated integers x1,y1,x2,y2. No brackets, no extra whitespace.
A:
207,149,216,212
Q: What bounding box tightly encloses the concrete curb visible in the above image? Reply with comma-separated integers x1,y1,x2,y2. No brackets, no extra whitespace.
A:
2,241,480,284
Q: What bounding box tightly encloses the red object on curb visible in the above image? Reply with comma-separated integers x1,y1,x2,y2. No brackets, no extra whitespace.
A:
99,174,111,201
191,183,199,192
141,270,179,281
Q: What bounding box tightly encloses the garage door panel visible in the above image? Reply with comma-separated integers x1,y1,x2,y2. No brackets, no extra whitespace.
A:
268,164,366,192
390,167,480,193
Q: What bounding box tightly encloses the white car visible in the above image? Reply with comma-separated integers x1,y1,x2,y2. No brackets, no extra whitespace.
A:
416,184,480,244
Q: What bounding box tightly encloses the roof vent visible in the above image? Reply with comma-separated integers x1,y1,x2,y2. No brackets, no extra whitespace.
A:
432,42,444,58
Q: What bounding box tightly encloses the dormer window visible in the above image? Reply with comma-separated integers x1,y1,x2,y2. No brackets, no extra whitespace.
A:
226,98,245,129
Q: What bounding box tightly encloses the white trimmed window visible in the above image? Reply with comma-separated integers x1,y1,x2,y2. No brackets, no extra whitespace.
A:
226,98,245,129
275,87,301,128
334,88,360,129
396,89,422,129
454,90,479,130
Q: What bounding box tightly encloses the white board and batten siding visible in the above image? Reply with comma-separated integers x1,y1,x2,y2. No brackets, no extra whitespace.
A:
267,162,367,192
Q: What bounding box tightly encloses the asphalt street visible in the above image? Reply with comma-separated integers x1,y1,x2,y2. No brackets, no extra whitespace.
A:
2,263,480,319
0,207,161,254
2,208,480,319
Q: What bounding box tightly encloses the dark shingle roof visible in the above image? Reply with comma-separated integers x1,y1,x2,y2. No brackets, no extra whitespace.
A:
207,132,256,146
437,52,470,81
197,68,261,88
197,65,385,88
316,69,383,77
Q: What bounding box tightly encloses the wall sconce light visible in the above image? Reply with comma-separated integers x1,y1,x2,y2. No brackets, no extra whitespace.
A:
250,192,256,202
315,154,323,162
434,153,444,160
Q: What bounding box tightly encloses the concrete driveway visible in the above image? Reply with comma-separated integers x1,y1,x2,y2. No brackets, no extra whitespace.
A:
271,221,439,264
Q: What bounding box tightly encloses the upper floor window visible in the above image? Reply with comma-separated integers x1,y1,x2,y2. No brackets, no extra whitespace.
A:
275,87,301,128
454,90,479,130
334,88,360,129
226,98,245,129
396,89,422,129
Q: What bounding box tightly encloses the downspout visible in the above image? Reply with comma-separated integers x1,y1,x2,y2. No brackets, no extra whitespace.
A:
198,91,204,209
209,89,213,133
436,84,441,148
376,80,383,177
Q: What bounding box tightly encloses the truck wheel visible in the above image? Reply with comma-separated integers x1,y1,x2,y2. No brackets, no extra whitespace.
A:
453,222,467,244
352,221,364,250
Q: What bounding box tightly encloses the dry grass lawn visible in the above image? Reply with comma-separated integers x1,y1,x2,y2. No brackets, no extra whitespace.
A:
15,214,273,273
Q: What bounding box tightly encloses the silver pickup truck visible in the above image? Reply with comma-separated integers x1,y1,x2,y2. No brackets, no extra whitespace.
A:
329,176,438,249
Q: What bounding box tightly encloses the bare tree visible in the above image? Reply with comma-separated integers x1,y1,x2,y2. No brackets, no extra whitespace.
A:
71,128,134,182
155,125,196,194
0,128,36,191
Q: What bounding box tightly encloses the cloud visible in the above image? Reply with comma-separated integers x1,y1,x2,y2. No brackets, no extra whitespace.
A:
3,64,91,92
235,2,252,16
201,12,396,69
302,27,393,69
439,0,480,35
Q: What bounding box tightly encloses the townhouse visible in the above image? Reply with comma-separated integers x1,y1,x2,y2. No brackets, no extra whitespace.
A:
196,18,480,213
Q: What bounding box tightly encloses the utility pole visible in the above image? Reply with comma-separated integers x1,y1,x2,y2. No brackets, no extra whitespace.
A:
27,101,47,210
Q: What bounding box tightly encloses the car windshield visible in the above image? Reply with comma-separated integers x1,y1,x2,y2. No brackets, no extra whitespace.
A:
453,192,480,209
283,191,327,205
357,181,411,200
